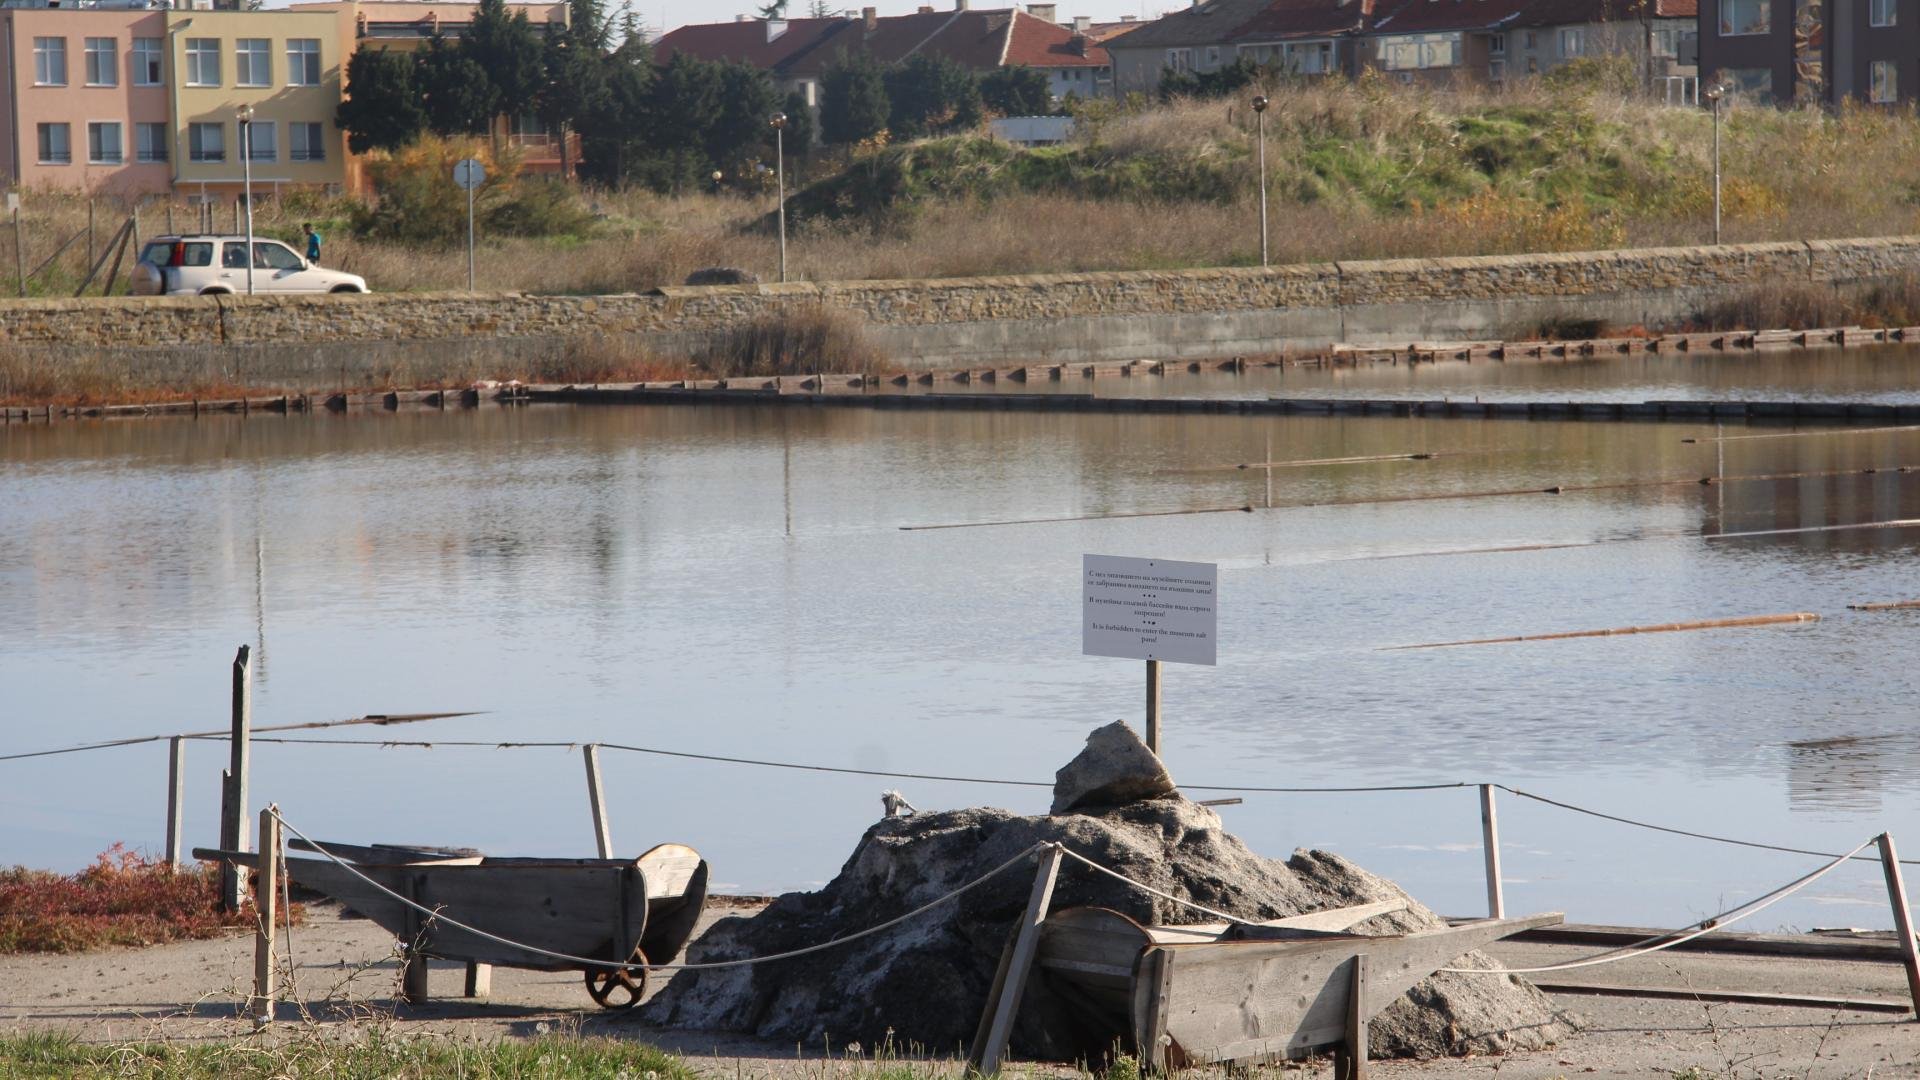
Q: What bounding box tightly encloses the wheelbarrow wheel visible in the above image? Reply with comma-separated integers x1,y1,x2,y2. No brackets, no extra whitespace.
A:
584,946,648,1010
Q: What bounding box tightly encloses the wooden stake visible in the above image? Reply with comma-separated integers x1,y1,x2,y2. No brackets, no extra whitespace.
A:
252,805,280,1029
11,207,23,298
464,961,492,998
1480,785,1505,920
583,744,613,859
1877,833,1920,1018
219,645,253,912
1145,660,1162,756
1336,953,1369,1080
969,844,1064,1075
165,737,186,870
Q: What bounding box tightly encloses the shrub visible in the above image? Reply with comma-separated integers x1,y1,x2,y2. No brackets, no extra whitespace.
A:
695,305,888,378
355,134,594,246
0,845,294,954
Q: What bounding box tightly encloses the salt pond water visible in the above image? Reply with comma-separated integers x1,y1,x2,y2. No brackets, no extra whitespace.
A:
4,350,1919,928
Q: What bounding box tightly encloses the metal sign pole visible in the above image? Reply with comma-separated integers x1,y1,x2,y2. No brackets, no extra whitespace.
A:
466,179,475,291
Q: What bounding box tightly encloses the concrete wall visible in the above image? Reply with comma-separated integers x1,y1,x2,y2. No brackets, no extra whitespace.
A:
3,235,1917,386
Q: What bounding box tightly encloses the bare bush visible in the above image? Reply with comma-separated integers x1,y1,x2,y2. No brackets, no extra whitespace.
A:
694,305,889,378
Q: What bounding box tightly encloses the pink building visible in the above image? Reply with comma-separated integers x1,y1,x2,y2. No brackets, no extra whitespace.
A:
0,9,172,195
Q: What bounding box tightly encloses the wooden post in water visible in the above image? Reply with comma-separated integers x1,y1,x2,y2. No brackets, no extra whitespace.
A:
1145,660,1162,756
1480,785,1505,920
583,744,613,858
219,645,253,912
165,737,186,870
1877,833,1920,1018
252,805,280,1030
969,844,1064,1075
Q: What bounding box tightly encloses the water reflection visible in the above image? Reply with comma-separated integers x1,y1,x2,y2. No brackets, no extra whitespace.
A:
2,401,1919,926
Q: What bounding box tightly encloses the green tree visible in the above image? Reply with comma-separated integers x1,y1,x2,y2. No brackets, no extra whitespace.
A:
645,52,726,160
418,35,497,136
335,46,426,153
709,60,780,168
578,39,653,186
981,65,1053,117
462,0,546,115
819,51,889,146
537,23,609,173
885,53,981,137
778,90,814,154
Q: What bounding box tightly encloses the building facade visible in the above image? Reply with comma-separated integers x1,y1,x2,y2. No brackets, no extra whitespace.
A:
1697,0,1914,105
0,8,172,195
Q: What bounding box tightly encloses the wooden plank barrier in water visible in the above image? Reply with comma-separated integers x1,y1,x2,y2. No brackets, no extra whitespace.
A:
1381,612,1821,651
1849,599,1920,611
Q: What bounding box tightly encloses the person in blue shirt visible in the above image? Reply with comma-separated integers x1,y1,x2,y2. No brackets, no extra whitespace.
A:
303,224,322,265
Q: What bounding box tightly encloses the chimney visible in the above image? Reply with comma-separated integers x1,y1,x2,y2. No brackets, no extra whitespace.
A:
1072,14,1090,31
918,4,934,10
767,17,788,41
735,12,747,19
1026,2,1057,21
1070,30,1087,55
863,5,877,28
955,0,969,10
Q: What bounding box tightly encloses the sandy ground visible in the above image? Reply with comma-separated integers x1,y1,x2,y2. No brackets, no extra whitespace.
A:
2,903,1918,1078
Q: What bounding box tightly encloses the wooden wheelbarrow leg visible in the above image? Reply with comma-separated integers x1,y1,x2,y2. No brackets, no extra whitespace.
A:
1333,954,1367,1080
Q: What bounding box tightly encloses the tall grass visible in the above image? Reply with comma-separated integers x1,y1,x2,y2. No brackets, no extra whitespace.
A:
0,1030,692,1079
10,81,1920,297
695,305,889,378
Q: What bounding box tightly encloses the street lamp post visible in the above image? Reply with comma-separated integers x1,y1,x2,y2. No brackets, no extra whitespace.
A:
1703,83,1726,246
1250,95,1270,268
238,104,255,295
770,112,789,284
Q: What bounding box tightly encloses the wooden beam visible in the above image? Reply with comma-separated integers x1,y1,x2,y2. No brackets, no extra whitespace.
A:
969,845,1064,1075
1480,785,1504,920
1144,661,1161,756
1878,833,1920,1018
1532,982,1911,1014
584,744,613,859
165,737,186,870
1500,922,1908,963
218,645,252,913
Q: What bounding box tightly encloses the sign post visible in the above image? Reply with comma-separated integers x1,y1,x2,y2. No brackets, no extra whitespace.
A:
452,158,486,291
1082,555,1218,756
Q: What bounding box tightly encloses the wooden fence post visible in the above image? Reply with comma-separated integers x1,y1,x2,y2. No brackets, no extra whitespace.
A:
219,645,253,912
165,737,186,870
1876,832,1920,1018
1480,785,1505,920
1145,660,1162,756
252,805,280,1030
968,844,1064,1075
583,744,613,859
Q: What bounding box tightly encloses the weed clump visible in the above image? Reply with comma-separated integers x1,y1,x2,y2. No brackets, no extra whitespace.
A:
695,305,889,378
0,845,292,954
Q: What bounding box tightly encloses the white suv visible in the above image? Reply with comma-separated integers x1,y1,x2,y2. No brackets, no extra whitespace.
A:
132,235,370,296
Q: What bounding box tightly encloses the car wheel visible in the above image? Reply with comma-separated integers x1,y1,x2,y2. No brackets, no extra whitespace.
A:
329,285,362,294
199,288,231,295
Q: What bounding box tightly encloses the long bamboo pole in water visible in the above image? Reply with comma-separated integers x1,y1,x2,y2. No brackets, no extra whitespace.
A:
1849,599,1920,611
1381,612,1821,651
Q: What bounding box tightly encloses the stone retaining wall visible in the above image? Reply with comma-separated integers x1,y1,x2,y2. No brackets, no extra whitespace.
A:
3,236,1915,380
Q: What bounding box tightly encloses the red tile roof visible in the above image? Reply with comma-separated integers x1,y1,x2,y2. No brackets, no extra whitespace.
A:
1231,0,1372,41
1005,11,1112,68
654,16,852,72
1505,0,1697,27
1367,0,1532,34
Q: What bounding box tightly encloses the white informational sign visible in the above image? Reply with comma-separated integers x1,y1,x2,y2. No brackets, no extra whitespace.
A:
1082,554,1218,666
452,158,487,191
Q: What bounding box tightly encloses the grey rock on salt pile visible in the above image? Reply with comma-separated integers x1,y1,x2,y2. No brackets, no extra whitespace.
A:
644,724,1575,1061
1051,720,1177,814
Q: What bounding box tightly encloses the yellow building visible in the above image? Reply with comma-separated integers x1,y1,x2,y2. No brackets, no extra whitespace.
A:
164,9,347,199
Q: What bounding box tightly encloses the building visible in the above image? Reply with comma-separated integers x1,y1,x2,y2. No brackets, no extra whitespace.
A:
1102,0,1278,95
655,3,1117,116
0,7,172,196
1696,0,1901,106
1229,0,1374,79
287,0,576,188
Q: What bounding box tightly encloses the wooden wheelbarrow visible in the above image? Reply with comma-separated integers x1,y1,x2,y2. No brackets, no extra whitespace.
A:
1032,901,1562,1076
198,839,708,1008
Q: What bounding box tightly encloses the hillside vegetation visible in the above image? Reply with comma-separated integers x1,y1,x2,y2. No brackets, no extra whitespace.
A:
14,72,1920,295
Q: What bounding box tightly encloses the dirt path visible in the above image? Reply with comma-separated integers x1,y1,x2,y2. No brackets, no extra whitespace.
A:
2,904,1916,1078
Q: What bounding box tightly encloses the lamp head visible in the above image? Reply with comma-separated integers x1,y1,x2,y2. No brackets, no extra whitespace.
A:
770,112,788,129
1250,95,1269,113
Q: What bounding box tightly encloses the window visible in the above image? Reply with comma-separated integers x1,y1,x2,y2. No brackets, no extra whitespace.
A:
185,38,220,86
1282,41,1333,74
235,38,270,87
1652,28,1676,55
86,122,122,164
136,122,168,163
1558,27,1583,57
1872,59,1898,102
253,243,303,270
179,242,213,267
84,37,116,86
1523,30,1537,48
222,243,249,269
289,121,325,161
286,39,321,85
1378,33,1459,70
132,37,163,85
33,37,65,86
1873,0,1898,26
188,122,225,162
1204,45,1221,67
1489,58,1507,81
1720,0,1770,35
1724,66,1774,101
1487,32,1506,55
36,123,69,164
244,120,276,161
1165,47,1193,72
